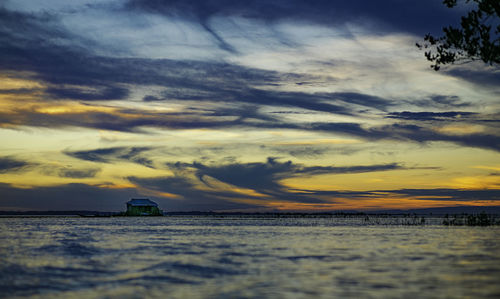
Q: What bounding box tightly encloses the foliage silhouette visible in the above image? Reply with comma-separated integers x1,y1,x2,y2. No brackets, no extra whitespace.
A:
417,0,500,70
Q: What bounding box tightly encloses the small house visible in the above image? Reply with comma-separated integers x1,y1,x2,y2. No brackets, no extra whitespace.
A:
125,198,162,216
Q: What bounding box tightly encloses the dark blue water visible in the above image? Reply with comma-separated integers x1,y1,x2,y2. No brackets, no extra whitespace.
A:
1,216,499,298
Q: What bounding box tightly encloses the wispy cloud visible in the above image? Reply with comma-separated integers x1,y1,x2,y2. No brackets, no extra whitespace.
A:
1,0,499,212
386,111,477,121
0,157,33,173
65,147,154,167
41,167,101,179
155,158,404,204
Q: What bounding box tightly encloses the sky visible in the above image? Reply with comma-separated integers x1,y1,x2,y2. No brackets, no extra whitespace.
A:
0,0,499,212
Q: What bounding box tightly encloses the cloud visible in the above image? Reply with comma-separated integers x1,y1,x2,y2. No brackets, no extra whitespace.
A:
269,146,331,158
327,92,393,111
0,7,299,102
386,111,477,121
0,157,32,173
0,106,245,132
2,4,496,157
446,67,500,88
65,147,154,167
45,86,129,101
3,7,380,114
296,163,402,176
289,188,500,204
1,104,497,152
128,176,263,211
156,88,358,115
410,95,472,109
310,122,500,152
191,158,293,193
1,179,498,212
371,124,500,152
384,188,500,202
0,182,142,211
0,88,42,95
65,147,124,163
131,159,500,211
34,163,101,178
267,143,361,158
166,158,403,200
58,168,101,179
125,0,457,36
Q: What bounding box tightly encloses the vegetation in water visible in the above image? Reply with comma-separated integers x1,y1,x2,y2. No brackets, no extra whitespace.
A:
442,212,499,226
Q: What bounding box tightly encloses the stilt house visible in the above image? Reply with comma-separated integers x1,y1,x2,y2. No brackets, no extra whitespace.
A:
125,198,162,216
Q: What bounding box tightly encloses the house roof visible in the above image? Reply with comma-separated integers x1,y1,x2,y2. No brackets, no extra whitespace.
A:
126,198,158,207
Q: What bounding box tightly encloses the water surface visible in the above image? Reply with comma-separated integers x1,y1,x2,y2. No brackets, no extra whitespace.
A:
1,216,499,298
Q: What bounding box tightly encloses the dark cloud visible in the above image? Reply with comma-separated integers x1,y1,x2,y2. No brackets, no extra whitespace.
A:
308,122,371,137
153,87,374,115
310,122,500,152
0,107,248,132
1,2,498,213
132,159,500,211
143,86,397,116
65,147,153,167
1,103,497,152
3,7,384,115
128,176,263,211
126,0,457,36
45,86,129,101
223,89,353,114
1,180,498,212
167,158,403,199
0,88,42,95
191,158,293,193
369,124,500,152
0,8,272,100
386,111,477,121
143,95,161,102
57,168,101,179
270,146,331,158
408,95,472,109
446,68,500,88
430,95,471,108
1,99,497,152
327,92,393,111
65,147,124,163
0,182,142,211
38,164,101,178
0,157,32,173
297,163,402,176
0,6,296,101
0,4,458,118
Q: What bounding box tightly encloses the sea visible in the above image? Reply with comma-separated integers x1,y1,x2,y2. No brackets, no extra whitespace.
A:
1,215,499,298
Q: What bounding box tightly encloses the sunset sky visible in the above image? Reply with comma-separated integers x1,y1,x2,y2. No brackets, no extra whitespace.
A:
1,0,499,212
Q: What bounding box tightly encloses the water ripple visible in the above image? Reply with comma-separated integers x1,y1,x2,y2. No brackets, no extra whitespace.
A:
1,217,499,298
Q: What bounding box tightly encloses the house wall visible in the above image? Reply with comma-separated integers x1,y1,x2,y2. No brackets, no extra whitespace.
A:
125,205,162,216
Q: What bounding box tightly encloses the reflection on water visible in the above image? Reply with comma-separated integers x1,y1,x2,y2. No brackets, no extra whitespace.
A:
1,216,499,298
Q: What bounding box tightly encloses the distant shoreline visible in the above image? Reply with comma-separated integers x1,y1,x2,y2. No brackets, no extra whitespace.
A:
1,206,500,217
2,211,499,226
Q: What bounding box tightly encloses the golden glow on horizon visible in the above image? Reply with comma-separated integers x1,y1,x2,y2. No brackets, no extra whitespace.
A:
260,196,500,212
449,176,500,190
